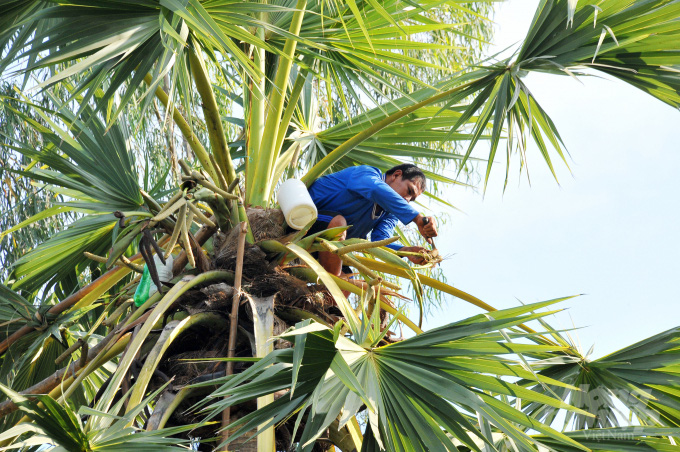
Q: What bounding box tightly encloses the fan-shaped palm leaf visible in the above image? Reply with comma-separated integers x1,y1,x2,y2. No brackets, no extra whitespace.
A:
2,91,144,292
197,299,593,452
520,324,680,431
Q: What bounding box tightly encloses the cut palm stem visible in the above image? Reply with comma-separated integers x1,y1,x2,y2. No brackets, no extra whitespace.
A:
321,242,400,290
187,201,216,228
54,338,85,365
227,176,240,194
152,197,186,222
196,177,239,200
180,209,196,268
172,220,218,275
140,189,163,214
118,255,144,273
84,252,143,273
355,256,552,340
164,205,185,259
103,299,134,327
186,208,195,230
288,267,422,334
178,159,193,176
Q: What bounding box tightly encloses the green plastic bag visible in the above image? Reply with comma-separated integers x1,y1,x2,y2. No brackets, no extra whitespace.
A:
133,265,152,307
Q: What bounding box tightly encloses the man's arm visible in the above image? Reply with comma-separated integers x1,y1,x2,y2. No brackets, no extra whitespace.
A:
371,215,403,251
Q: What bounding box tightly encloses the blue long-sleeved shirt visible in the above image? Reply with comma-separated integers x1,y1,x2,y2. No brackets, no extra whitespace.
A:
308,166,419,250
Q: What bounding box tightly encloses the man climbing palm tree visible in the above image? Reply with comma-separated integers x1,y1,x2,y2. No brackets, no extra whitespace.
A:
308,163,438,276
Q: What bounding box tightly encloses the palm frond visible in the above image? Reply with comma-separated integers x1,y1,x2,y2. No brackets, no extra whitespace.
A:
535,426,680,452
0,382,194,451
521,324,680,431
0,285,36,341
197,300,592,452
2,89,144,292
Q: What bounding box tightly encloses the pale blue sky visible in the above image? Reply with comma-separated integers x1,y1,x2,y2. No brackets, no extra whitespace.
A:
423,1,680,358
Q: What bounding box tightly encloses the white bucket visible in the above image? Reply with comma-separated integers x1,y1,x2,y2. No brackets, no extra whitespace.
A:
277,179,318,230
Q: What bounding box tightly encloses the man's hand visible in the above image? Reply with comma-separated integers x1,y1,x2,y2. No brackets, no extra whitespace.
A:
400,246,428,265
414,214,438,245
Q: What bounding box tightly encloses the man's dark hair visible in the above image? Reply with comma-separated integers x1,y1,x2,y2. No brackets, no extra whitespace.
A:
386,163,426,191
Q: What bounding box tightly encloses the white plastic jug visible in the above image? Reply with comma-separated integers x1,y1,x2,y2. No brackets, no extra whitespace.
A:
277,179,318,230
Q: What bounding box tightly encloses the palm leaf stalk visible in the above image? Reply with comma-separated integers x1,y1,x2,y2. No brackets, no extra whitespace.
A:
248,0,308,208
188,45,237,187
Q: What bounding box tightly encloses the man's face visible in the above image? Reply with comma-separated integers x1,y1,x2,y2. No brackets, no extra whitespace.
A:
387,170,423,202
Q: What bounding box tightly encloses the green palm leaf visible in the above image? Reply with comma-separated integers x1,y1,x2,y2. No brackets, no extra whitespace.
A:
464,0,680,188
0,382,194,451
197,300,591,452
0,285,36,341
2,93,142,211
2,89,144,292
10,214,118,292
520,324,680,430
534,426,680,452
303,0,680,191
518,0,680,108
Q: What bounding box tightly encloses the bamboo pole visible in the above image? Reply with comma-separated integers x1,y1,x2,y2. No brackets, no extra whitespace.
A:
221,222,248,451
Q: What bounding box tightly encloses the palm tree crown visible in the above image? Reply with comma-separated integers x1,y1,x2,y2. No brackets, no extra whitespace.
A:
1,0,680,450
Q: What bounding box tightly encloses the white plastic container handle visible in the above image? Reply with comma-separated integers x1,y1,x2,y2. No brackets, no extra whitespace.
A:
277,179,318,230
